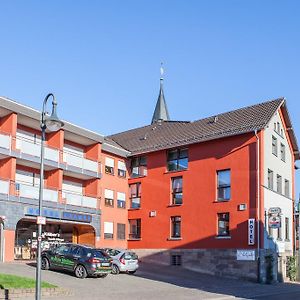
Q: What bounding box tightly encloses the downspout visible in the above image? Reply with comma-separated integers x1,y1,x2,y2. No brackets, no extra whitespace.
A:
254,130,261,279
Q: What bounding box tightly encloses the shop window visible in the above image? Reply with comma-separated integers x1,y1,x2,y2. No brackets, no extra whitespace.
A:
217,170,231,201
105,157,114,175
104,222,114,239
104,189,114,207
129,183,141,209
167,148,188,171
217,213,230,236
171,216,181,238
171,177,183,205
117,223,126,240
117,192,126,209
131,156,147,178
118,161,126,178
129,219,141,240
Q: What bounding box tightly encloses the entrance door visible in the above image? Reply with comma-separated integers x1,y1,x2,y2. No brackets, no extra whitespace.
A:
0,221,4,262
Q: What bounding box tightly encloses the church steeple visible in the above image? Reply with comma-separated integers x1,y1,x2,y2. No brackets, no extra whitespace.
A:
151,64,170,124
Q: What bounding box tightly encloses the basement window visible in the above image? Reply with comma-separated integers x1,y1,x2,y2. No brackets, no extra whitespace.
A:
171,254,182,266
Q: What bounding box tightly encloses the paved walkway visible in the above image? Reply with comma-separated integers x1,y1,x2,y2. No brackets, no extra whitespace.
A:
1,262,300,299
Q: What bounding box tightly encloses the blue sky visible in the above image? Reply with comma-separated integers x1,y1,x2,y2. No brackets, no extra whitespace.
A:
0,1,299,197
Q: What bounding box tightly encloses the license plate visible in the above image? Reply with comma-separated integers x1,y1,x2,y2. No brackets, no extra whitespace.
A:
101,262,110,267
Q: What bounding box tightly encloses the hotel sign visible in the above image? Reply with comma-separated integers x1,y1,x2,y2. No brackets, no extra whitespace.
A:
237,249,256,261
25,207,60,219
248,218,255,245
62,211,92,223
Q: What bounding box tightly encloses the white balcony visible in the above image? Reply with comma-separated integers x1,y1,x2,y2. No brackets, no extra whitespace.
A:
17,183,58,202
63,191,97,208
16,137,59,162
0,179,9,194
63,152,98,173
0,133,11,150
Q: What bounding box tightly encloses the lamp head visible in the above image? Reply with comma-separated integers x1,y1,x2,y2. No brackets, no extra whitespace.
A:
44,99,64,132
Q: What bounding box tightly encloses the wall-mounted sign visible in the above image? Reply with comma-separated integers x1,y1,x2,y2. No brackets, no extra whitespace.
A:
62,211,92,223
236,249,255,261
268,207,281,229
25,207,61,219
36,216,46,225
248,218,255,245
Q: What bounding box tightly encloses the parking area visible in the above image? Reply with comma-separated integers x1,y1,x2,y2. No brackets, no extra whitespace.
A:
1,262,300,300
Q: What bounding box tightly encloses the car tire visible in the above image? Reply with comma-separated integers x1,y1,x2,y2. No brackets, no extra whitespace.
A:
41,257,50,270
75,265,88,279
111,264,120,275
128,270,136,275
98,274,108,278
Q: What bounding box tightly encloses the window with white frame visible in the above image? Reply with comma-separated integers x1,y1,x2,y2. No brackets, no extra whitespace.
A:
105,157,114,175
118,161,126,178
280,143,286,162
284,179,290,198
104,222,114,239
104,189,114,207
117,192,126,209
276,174,282,194
268,169,273,190
272,136,277,156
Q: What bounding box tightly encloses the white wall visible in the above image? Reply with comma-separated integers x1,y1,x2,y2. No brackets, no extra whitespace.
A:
263,110,294,253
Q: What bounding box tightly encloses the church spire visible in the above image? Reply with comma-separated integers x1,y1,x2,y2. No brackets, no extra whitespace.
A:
151,63,170,124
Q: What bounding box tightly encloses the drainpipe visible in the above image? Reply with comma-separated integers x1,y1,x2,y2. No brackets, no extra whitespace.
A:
254,130,261,280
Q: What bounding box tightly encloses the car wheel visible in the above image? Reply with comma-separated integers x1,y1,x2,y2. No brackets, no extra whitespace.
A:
111,264,120,275
75,265,87,279
128,270,136,275
98,274,108,278
41,257,50,270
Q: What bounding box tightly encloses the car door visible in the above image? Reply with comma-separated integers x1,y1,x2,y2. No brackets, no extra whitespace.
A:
65,245,80,271
50,245,70,269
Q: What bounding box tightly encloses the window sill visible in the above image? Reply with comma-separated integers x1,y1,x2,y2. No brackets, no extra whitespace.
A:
215,235,231,239
105,172,115,176
214,199,230,203
117,175,127,179
167,204,183,207
128,208,141,211
167,237,182,241
130,175,147,179
127,238,141,241
117,206,126,209
164,169,188,175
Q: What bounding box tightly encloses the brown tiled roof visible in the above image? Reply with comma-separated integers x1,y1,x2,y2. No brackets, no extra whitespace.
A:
108,98,299,159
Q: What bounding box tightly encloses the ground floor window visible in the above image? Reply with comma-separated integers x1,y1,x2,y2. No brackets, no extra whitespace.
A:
128,219,141,240
171,216,181,238
217,213,230,236
117,223,126,240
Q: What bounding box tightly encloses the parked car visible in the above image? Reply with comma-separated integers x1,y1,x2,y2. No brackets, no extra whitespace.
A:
100,248,139,275
41,243,112,279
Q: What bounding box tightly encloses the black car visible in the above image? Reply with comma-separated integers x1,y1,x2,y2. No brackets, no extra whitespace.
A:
41,243,112,279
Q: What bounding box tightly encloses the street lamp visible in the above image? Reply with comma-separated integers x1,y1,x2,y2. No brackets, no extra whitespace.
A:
35,93,64,300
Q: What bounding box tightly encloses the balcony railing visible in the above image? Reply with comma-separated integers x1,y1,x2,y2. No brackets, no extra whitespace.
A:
16,183,58,202
0,179,9,194
62,190,98,209
63,151,99,173
0,133,11,150
15,137,59,162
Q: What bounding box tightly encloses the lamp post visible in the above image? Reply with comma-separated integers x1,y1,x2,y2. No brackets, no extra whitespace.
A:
35,93,64,300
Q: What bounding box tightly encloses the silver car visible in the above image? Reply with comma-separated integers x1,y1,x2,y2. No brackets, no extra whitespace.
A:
101,248,139,275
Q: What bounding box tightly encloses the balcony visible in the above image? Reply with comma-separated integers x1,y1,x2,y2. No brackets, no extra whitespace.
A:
0,179,9,194
15,136,59,162
62,190,98,209
63,151,99,173
16,183,58,202
0,132,11,150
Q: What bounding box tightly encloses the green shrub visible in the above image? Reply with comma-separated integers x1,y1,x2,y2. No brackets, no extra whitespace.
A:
287,256,297,281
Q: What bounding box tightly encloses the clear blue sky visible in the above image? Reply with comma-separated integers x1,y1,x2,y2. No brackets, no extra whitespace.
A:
0,1,299,198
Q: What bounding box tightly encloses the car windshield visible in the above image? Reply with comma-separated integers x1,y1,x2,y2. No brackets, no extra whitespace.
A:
124,252,138,260
92,250,110,259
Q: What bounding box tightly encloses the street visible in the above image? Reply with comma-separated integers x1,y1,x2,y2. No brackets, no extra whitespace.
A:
1,262,300,299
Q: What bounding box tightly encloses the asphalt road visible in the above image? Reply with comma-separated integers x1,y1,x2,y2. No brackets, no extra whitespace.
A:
1,262,300,300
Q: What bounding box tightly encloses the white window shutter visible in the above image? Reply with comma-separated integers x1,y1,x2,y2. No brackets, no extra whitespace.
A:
104,222,113,234
105,157,114,168
104,189,114,199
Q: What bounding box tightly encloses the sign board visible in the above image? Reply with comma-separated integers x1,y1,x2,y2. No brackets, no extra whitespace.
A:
268,207,281,215
62,211,92,223
248,218,255,245
25,207,60,219
236,250,256,261
36,216,46,225
268,207,281,229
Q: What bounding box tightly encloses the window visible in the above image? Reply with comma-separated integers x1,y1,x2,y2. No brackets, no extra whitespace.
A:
277,122,280,132
285,217,290,241
129,219,141,239
104,189,114,207
117,192,126,209
217,170,231,201
117,223,126,240
280,143,286,162
129,183,141,209
118,161,126,178
284,179,290,198
217,213,230,236
131,156,147,178
277,227,282,240
105,157,114,175
171,216,181,238
268,169,273,190
104,222,114,239
272,136,277,156
167,148,188,171
277,175,282,194
171,254,182,266
171,177,183,205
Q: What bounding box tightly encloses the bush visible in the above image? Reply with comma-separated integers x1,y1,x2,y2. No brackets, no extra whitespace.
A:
287,256,297,281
